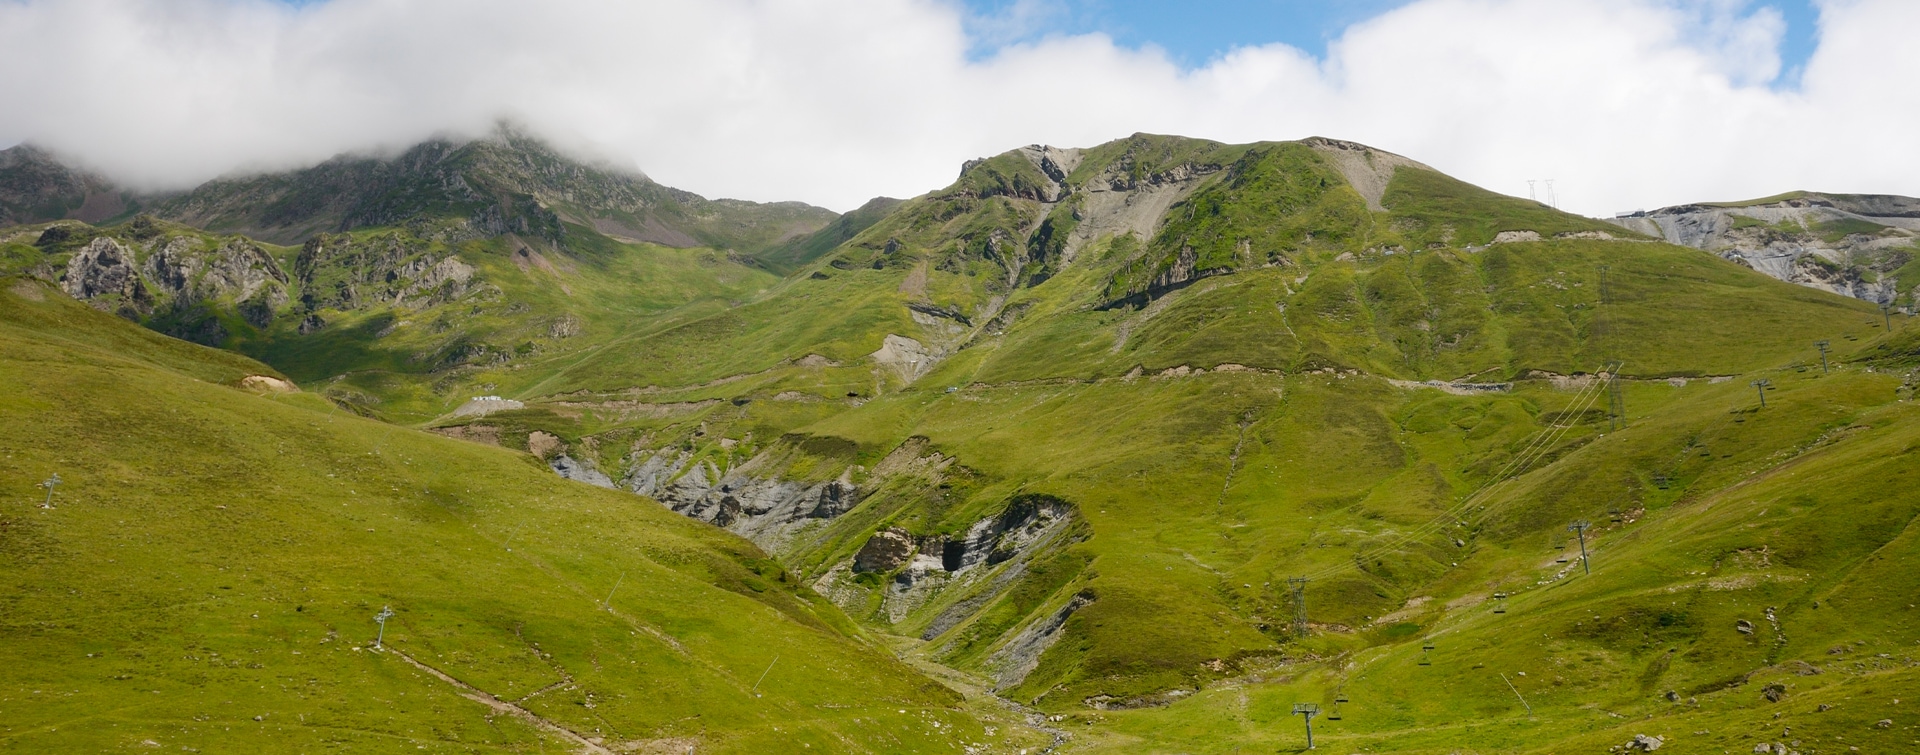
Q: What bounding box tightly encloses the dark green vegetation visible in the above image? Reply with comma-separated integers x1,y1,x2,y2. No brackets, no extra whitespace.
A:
6,130,1919,753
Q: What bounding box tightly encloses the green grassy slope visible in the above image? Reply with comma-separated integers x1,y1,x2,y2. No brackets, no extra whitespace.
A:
0,278,1039,753
14,130,1919,753
1067,354,1920,753
411,132,1902,724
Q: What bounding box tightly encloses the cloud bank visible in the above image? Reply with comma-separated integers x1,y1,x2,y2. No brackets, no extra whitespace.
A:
1,0,1915,215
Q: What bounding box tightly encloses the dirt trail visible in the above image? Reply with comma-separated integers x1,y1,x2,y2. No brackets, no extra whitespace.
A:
886,637,1072,753
386,647,610,754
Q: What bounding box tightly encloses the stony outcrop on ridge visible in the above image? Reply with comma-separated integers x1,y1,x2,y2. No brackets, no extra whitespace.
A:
1608,192,1920,305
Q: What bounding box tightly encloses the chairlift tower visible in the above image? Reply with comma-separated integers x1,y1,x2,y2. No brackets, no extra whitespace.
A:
1567,520,1592,575
1816,340,1831,374
1751,379,1772,408
374,606,395,648
39,473,61,509
1293,703,1321,749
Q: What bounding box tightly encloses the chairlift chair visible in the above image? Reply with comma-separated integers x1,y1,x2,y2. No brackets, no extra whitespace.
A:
1334,694,1349,704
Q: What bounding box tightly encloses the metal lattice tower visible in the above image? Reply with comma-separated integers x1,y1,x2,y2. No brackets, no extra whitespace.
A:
1605,361,1626,431
1287,577,1310,639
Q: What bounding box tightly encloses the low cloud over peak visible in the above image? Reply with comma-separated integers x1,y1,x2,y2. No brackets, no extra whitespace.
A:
1,0,1915,214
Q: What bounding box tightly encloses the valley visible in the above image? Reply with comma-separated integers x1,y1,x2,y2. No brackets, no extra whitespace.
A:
4,129,1918,754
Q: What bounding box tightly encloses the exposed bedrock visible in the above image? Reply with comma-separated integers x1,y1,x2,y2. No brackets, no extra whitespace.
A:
622,447,857,552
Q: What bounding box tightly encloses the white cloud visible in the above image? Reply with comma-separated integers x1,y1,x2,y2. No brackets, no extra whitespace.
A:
0,0,1914,215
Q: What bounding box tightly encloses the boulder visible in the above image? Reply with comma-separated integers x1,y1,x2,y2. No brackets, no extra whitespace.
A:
527,431,566,459
853,528,915,573
1625,733,1662,751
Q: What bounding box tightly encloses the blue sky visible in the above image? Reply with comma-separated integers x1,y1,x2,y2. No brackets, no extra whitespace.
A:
960,0,1821,84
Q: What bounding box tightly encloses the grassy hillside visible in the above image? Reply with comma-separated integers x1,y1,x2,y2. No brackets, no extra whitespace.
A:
401,129,1904,723
0,278,1043,753
11,130,1919,753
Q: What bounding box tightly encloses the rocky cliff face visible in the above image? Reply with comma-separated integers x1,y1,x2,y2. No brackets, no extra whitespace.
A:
41,218,496,347
539,429,1086,690
1608,193,1920,305
621,443,860,552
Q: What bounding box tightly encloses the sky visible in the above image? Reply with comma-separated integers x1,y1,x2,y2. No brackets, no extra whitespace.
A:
0,0,1913,217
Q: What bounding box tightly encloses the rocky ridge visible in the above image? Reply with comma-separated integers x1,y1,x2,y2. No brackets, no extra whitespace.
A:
1608,193,1920,306
1,127,838,254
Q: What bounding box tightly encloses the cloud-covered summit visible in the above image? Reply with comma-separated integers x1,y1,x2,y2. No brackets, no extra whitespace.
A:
1,0,1915,215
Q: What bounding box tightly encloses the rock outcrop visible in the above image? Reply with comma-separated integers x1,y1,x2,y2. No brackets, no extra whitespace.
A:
623,447,858,551
62,237,152,315
143,236,290,311
989,591,1094,690
549,455,616,489
1609,193,1920,305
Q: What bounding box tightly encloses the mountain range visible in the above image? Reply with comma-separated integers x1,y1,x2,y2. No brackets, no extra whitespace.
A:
3,127,1917,754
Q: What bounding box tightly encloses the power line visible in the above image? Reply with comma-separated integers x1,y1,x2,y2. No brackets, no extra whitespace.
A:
1304,373,1613,582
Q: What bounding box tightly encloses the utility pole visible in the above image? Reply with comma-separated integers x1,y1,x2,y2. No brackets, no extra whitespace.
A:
1293,703,1321,749
374,606,395,648
1287,577,1310,639
1751,379,1771,408
1816,340,1830,374
1567,520,1592,575
604,573,625,612
751,654,779,694
39,473,61,509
